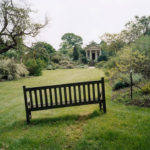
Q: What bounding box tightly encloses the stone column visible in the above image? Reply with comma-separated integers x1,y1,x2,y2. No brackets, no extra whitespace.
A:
86,51,88,58
99,50,101,56
95,51,98,60
90,50,92,60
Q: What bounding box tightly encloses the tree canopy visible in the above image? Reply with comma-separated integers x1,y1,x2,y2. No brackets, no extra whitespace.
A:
60,33,83,49
32,42,55,54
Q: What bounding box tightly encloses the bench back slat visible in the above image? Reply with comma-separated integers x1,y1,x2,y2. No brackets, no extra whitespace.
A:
73,85,77,103
78,85,81,103
64,86,67,105
68,86,72,104
34,90,38,108
49,88,53,106
29,90,33,108
59,87,63,105
39,89,43,107
44,89,48,107
87,84,91,102
83,84,86,102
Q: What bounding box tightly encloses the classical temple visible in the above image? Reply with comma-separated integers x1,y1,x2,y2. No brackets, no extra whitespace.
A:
85,42,101,61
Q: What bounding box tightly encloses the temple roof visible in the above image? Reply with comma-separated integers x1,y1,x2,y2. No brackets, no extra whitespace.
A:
85,41,101,51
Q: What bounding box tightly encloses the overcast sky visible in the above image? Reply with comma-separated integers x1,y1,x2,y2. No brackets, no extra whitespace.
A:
27,0,150,50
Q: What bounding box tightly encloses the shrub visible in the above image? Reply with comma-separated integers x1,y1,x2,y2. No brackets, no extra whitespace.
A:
141,83,150,95
46,65,56,70
51,54,62,63
119,73,143,85
112,73,143,90
81,56,88,64
97,51,108,61
59,60,70,66
25,59,45,76
0,59,28,80
112,80,129,90
66,64,74,69
95,61,106,68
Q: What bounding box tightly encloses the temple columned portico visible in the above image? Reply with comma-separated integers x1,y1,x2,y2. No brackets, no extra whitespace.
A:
85,43,101,61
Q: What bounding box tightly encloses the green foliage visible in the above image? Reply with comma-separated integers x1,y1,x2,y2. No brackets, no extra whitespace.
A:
46,65,56,70
0,59,28,80
141,83,150,95
112,80,129,90
97,51,108,61
51,54,62,63
25,59,45,76
132,35,150,57
59,33,83,58
112,73,143,90
61,33,83,47
26,47,49,64
32,42,55,54
95,61,106,68
73,45,80,60
81,56,88,64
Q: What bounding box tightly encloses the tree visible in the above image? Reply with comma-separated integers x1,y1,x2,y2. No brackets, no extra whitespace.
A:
32,42,55,54
121,16,150,44
100,33,125,55
61,33,83,47
73,45,80,60
0,0,48,54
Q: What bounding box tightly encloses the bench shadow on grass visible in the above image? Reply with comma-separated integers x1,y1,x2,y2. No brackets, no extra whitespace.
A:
1,109,104,135
30,109,104,126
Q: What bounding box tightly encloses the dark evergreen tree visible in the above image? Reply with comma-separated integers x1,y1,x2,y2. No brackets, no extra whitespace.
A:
73,45,79,60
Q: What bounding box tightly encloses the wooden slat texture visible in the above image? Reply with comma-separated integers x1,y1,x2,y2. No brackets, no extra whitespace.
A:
78,85,81,103
88,83,91,102
59,87,63,105
83,84,86,102
34,90,38,108
44,89,48,107
92,83,95,101
73,85,77,103
39,89,43,107
49,88,53,106
69,86,72,104
54,87,58,106
64,87,67,105
29,90,33,108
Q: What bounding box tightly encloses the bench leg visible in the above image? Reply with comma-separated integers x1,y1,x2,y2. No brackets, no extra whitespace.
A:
103,100,106,113
99,101,102,111
26,109,31,124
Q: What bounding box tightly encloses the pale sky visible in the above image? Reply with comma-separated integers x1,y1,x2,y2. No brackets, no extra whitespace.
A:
26,0,150,50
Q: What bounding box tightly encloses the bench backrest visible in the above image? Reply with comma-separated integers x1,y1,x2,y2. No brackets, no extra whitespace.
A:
23,78,105,111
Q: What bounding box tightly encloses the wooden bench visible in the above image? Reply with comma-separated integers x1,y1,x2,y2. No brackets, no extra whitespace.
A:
23,77,106,124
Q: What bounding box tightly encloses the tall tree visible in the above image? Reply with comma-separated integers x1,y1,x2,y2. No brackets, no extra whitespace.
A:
60,33,83,50
73,45,80,60
0,0,48,54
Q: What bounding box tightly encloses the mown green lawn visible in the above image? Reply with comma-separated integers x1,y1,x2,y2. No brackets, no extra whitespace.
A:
0,68,150,150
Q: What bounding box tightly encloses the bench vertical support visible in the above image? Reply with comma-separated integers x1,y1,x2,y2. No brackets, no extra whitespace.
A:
23,86,30,124
101,78,106,113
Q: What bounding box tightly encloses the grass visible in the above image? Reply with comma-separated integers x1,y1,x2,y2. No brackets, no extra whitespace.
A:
0,68,150,150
